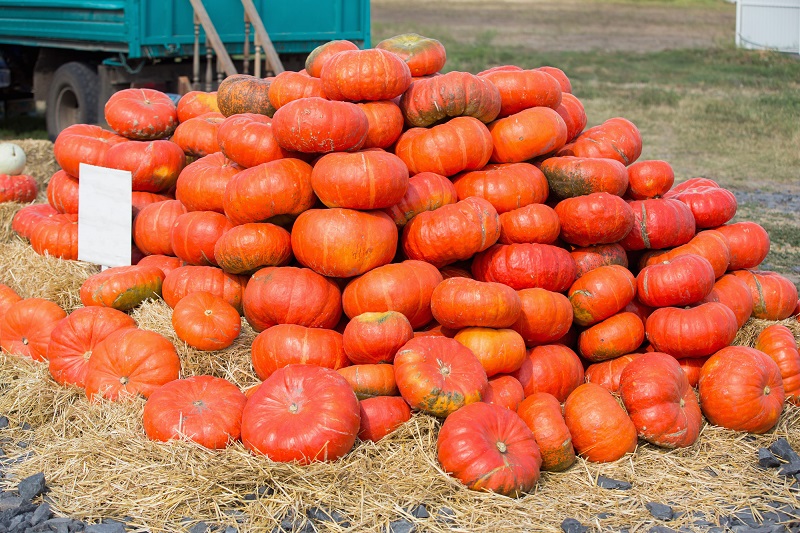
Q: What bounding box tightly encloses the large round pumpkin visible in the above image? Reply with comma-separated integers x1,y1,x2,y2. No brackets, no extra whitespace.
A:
398,71,501,127
637,254,716,308
626,160,674,200
53,124,127,178
103,139,186,192
216,74,275,117
46,170,79,214
511,288,573,347
311,150,409,210
499,203,561,245
251,324,348,380
620,198,696,251
104,88,178,140
1,298,67,361
394,117,493,176
578,312,645,363
170,211,234,267
356,100,405,149
217,114,290,169
554,192,634,247
731,270,798,320
511,344,584,402
171,291,241,351
213,223,292,275
342,311,414,365
472,243,576,292
755,325,800,405
452,163,548,214
645,302,738,358
320,48,412,102
430,277,522,330
454,327,527,377
133,200,187,256
714,222,770,271
479,68,562,118
271,97,369,153
175,152,242,213
488,107,568,163
540,156,628,199
568,264,636,327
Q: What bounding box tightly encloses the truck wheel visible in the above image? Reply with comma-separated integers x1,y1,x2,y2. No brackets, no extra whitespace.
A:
46,62,99,140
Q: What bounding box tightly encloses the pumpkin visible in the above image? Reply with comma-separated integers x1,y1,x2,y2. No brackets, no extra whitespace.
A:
620,198,696,251
584,353,643,393
171,113,224,158
338,364,398,400
395,116,493,176
452,163,548,214
268,71,326,109
554,93,586,142
540,157,628,199
162,265,247,313
536,66,572,93
243,266,342,332
626,160,674,200
511,344,584,402
511,288,573,347
216,74,275,117
700,273,754,328
637,254,716,308
53,124,128,178
46,170,79,214
0,298,66,361
472,243,577,292
0,284,21,324
47,306,136,388
645,302,738,358
104,88,178,140
402,196,500,268
80,265,164,311
356,100,405,149
755,325,800,405
437,402,541,496
559,117,642,165
342,260,443,329
171,291,241,351
488,107,568,163
571,243,629,278
251,324,348,380
131,191,173,218
0,174,37,203
478,68,562,118
320,48,412,102
554,193,635,247
358,396,412,442
143,375,246,449
578,312,645,363
84,328,180,401
176,91,219,122
305,40,360,77
292,208,398,278
517,392,575,472
170,211,234,267
399,71,501,127
714,222,770,271
382,172,458,226
568,264,636,327
564,383,638,463
272,97,368,153
698,346,784,433
103,137,188,192
482,375,525,411
213,223,292,275
343,311,414,365
640,229,731,280
311,150,409,209
731,270,798,320
375,33,446,76
241,365,360,463
663,177,737,228
132,200,187,256
499,203,560,245
136,255,184,278
29,213,79,260
431,277,522,329
12,204,58,240
394,336,488,417
0,142,26,175
223,158,314,225
619,352,702,448
217,114,290,169
454,327,527,377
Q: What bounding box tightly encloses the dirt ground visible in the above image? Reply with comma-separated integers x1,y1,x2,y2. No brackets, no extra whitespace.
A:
372,0,735,52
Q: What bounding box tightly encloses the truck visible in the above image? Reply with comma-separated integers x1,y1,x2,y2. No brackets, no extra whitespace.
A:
0,0,371,138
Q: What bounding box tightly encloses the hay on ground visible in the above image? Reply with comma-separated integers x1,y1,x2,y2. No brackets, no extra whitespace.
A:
0,202,28,243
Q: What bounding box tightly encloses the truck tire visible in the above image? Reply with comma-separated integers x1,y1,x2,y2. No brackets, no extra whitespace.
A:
46,62,99,140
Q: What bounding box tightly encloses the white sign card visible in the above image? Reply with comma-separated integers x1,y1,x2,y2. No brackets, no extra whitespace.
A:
77,163,133,268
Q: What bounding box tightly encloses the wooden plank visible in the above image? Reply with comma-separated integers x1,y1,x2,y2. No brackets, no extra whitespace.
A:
187,0,237,77
240,0,285,74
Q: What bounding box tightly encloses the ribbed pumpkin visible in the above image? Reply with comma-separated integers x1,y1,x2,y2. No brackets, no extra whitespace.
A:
104,88,178,140
479,68,562,118
320,48,412,102
133,200,187,256
162,265,247,312
395,116,493,176
292,208,398,278
619,352,702,448
170,211,234,267
342,311,414,365
216,74,275,117
482,375,525,411
171,113,224,158
431,277,522,329
267,70,326,109
137,255,184,278
172,291,241,351
132,191,173,217
499,203,560,245
554,192,634,247
472,243,576,292
626,160,674,200
454,327,527,377
640,229,731,280
382,172,458,226
399,71,501,127
0,284,21,325
489,107,568,163
1,298,66,361
305,40,359,77
176,90,219,122
452,163,548,214
251,324,348,380
30,213,79,260
755,325,800,405
568,264,636,327
271,97,369,153
217,114,290,169
731,270,798,320
511,344,584,402
517,392,575,472
213,223,292,275
699,346,784,433
570,244,628,278
559,117,642,166
646,302,738,358
663,177,737,229
80,265,164,311
358,396,412,442
175,152,242,213
375,33,446,77
620,198,696,251
46,170,79,214
338,364,398,400
511,288,573,347
714,222,770,271
311,150,409,210
223,158,314,226
637,254,716,308
540,157,628,199
12,204,58,240
356,100,405,149
402,196,500,268
700,274,754,328
53,123,127,177
555,92,586,142
243,266,342,332
578,312,645,363
342,260,443,329
585,353,643,393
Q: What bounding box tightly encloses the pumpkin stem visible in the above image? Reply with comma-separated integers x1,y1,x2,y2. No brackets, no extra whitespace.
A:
204,309,213,316
496,441,508,453
679,398,685,408
288,402,299,414
193,399,206,410
437,359,451,378
83,350,92,361
22,337,28,345
119,376,129,385
764,386,771,396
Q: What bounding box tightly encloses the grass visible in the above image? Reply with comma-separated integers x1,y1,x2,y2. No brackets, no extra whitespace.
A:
0,114,47,140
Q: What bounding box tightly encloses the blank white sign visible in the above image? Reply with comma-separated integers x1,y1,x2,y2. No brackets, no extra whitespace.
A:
77,163,132,267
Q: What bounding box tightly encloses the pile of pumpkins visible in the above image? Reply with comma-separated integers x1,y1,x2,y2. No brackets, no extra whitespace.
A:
2,33,800,497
